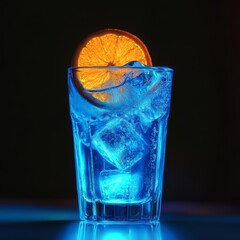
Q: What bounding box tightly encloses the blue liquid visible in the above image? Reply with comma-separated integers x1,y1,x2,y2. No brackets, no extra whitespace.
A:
68,63,173,221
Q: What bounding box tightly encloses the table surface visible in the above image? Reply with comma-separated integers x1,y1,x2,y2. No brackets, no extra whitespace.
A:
0,200,240,240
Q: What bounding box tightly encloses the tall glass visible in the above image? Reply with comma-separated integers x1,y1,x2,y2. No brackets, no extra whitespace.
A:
68,65,173,221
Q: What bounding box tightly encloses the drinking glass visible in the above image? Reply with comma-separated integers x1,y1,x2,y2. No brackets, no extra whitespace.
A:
68,65,173,221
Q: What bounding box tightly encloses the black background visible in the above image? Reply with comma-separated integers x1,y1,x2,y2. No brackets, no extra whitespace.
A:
3,1,240,204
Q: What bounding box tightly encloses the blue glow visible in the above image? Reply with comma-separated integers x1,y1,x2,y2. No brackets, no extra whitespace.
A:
99,170,140,204
101,232,126,240
61,221,178,240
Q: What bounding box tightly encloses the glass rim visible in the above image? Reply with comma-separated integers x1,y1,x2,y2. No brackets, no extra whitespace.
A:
68,65,174,72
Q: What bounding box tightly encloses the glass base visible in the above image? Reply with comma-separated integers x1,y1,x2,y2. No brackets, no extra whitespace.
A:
78,197,162,221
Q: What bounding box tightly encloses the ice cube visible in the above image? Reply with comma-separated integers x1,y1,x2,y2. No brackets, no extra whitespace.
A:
99,170,140,203
135,71,171,122
100,61,163,107
129,114,150,134
92,119,145,170
122,61,167,103
148,76,172,121
124,61,152,92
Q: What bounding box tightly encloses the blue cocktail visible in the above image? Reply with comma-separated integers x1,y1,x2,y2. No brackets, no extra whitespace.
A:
68,61,173,221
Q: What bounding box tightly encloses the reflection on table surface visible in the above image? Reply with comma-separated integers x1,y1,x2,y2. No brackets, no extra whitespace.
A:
1,218,240,240
0,202,240,240
62,218,240,240
63,221,168,240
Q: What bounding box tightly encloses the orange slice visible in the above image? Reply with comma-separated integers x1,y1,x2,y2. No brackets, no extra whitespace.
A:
71,28,152,103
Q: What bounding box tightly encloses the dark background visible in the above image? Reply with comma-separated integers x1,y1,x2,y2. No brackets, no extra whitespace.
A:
3,1,240,204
